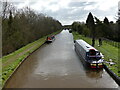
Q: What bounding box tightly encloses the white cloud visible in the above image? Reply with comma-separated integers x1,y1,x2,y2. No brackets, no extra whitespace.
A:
7,0,120,25
84,0,119,11
29,0,50,11
97,0,118,11
29,0,71,12
17,0,29,9
84,5,97,10
118,1,120,9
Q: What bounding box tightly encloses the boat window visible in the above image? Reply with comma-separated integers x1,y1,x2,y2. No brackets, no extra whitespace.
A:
96,51,100,55
86,46,90,48
89,49,96,55
89,57,101,61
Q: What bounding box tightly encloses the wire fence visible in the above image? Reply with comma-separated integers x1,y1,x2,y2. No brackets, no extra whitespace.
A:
102,38,120,48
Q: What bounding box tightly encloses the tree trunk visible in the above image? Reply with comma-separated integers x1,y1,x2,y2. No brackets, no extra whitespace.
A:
92,37,95,47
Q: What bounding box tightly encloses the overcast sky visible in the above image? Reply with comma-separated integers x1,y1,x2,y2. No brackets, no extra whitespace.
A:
3,0,120,25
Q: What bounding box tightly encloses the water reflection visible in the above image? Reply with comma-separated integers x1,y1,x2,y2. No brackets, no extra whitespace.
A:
4,30,118,88
85,69,103,79
75,50,104,79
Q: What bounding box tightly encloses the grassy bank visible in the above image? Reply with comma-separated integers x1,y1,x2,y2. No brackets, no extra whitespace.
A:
72,31,119,77
1,30,61,87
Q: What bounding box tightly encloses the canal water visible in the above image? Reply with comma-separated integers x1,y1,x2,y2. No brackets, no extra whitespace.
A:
4,30,118,88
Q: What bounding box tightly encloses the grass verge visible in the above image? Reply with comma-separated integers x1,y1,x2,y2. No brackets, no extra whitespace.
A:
72,31,119,77
1,30,61,87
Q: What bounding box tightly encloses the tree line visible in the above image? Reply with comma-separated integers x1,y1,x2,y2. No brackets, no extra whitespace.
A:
2,2,62,55
72,12,119,46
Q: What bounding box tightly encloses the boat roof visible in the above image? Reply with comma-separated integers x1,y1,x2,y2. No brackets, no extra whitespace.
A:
75,39,98,52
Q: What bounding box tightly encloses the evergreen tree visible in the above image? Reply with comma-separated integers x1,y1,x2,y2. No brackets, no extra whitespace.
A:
104,17,109,25
86,12,95,47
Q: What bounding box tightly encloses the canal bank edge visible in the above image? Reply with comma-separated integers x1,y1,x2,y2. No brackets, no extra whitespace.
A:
72,32,120,87
104,64,120,86
73,38,120,86
2,43,46,89
2,30,62,89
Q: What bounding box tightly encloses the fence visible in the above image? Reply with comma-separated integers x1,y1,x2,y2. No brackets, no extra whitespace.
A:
102,38,120,48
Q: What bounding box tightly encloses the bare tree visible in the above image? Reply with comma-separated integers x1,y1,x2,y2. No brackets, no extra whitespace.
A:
2,1,16,20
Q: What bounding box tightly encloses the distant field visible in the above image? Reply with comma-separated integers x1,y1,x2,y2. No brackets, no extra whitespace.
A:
72,31,120,77
1,30,61,87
